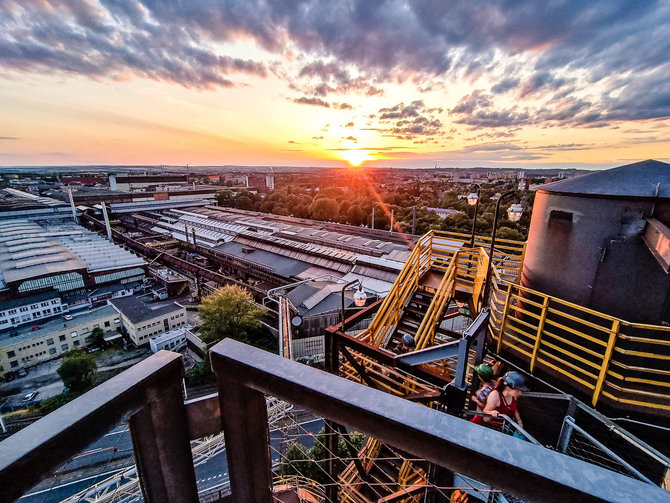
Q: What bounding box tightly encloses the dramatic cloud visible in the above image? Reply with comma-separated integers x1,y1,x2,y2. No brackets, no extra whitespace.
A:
373,100,445,139
0,0,267,89
292,96,330,108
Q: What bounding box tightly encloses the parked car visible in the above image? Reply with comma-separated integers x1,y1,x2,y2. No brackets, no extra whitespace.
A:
64,314,73,320
17,368,27,377
23,391,38,401
31,325,40,331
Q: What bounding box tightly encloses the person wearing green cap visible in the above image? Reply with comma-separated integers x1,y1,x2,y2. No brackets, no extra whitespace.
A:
472,363,497,411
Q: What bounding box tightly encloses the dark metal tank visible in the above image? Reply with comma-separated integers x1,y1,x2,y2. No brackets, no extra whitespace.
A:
521,160,670,323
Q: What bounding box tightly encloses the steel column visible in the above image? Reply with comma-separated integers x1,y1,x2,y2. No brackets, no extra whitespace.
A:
130,380,199,503
529,297,550,372
325,328,341,502
592,319,620,406
217,373,272,503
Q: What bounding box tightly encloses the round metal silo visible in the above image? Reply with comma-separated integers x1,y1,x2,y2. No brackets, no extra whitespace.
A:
521,160,670,323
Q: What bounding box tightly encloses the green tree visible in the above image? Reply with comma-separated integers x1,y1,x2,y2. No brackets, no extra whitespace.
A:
310,197,339,221
89,327,105,349
215,189,234,207
278,428,365,484
198,285,267,346
57,349,97,392
278,442,313,479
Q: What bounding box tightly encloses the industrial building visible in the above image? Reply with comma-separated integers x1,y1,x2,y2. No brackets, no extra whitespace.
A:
140,205,411,295
0,291,67,329
0,188,73,221
108,297,187,346
0,305,120,372
110,174,188,192
0,219,146,300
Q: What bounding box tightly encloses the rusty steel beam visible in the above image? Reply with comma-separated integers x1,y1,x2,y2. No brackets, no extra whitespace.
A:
185,393,222,440
130,378,199,503
329,329,452,387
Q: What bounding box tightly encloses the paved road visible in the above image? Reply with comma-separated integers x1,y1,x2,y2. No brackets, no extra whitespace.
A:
18,418,325,502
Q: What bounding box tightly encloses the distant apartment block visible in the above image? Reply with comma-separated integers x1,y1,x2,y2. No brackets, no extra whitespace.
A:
246,173,273,192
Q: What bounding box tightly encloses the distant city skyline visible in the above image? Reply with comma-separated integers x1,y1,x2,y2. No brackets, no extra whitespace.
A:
1,1,669,169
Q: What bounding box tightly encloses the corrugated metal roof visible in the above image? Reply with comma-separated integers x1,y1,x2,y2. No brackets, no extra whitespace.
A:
339,272,393,296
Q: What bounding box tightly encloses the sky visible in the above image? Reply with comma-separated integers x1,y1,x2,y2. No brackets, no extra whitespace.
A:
1,1,669,170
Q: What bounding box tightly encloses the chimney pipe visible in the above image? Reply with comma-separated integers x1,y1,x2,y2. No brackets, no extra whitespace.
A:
101,201,113,242
67,187,78,224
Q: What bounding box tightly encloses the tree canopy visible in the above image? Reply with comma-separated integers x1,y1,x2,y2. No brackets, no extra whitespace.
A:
89,327,106,348
279,427,365,483
213,172,532,240
57,349,97,392
198,285,267,346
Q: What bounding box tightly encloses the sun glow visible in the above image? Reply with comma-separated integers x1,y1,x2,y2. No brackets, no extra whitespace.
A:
340,149,371,167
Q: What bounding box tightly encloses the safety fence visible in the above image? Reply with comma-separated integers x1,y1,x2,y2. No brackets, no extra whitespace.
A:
210,339,663,503
486,273,670,414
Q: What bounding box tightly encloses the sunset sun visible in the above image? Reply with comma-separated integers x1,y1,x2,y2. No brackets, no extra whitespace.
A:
341,150,370,167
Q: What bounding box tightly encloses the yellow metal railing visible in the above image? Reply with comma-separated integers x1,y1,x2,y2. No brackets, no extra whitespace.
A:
414,256,458,350
360,230,525,349
487,274,670,413
354,226,668,415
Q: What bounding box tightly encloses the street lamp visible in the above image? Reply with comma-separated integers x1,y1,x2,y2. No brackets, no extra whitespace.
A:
341,280,368,329
482,191,522,305
467,184,481,248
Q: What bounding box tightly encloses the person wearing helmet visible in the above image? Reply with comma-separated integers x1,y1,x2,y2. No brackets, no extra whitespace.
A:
471,363,496,411
399,334,416,353
471,370,527,428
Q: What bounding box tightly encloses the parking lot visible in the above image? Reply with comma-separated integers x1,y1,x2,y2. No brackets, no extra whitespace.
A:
0,345,152,412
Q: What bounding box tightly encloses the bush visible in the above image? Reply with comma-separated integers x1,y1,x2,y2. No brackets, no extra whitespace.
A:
38,391,83,414
57,349,97,392
185,358,216,387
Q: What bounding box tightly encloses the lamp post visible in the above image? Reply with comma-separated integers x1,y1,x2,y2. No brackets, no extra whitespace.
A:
341,280,368,329
467,184,481,248
482,190,523,305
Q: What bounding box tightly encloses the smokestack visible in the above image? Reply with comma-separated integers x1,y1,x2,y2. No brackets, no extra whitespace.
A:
390,209,394,234
67,187,78,224
371,207,375,230
101,201,113,242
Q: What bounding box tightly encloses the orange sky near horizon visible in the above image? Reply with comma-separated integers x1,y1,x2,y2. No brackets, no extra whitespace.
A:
1,1,669,170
